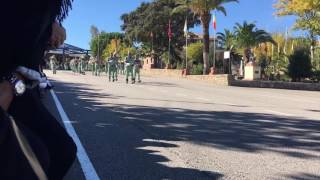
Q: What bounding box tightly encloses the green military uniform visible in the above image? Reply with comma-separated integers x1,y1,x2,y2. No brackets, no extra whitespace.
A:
133,55,142,83
104,58,108,75
125,54,134,84
79,56,86,75
69,59,76,73
88,57,95,75
50,55,57,74
77,58,81,73
108,53,118,82
83,55,89,71
75,59,79,73
94,62,99,76
118,59,125,75
64,61,69,70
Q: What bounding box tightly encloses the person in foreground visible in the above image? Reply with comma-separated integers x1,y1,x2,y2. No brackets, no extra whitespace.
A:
0,0,77,179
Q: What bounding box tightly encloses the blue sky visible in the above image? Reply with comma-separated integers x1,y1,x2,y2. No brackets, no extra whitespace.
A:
63,0,299,49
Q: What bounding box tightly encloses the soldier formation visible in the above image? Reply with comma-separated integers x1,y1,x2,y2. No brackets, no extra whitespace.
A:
48,51,143,84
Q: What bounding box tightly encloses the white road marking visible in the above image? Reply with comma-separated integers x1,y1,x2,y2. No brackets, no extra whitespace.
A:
222,103,238,106
176,93,187,97
50,90,100,180
159,89,169,93
265,110,294,117
148,87,156,91
196,97,210,101
95,123,113,128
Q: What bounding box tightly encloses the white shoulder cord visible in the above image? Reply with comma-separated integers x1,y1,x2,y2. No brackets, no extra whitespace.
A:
9,116,48,180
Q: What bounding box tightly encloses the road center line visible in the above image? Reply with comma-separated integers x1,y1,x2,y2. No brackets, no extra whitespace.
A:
50,90,100,180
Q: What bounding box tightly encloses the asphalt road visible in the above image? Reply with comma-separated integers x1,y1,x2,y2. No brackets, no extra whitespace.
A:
43,70,320,180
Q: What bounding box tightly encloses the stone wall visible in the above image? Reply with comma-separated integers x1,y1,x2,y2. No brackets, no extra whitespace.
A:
141,69,182,77
141,69,232,86
230,80,320,91
141,69,320,91
186,74,232,86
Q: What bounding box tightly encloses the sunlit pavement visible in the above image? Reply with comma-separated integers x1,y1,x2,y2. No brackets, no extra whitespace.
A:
43,70,320,180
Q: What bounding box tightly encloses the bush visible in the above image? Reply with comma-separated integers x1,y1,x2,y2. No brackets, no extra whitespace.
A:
288,48,312,82
186,42,203,64
176,62,185,70
160,52,169,66
190,64,203,75
311,70,320,82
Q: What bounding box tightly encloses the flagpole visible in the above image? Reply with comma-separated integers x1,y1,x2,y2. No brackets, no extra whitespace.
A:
271,43,274,60
168,20,171,68
152,38,154,52
185,17,188,74
284,27,288,55
213,13,216,70
97,33,100,76
168,39,171,68
284,27,288,63
151,32,154,52
213,29,216,70
186,32,188,71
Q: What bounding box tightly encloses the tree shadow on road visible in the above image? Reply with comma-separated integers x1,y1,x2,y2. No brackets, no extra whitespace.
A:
307,109,320,113
113,104,320,159
285,173,320,180
49,80,320,179
51,80,223,180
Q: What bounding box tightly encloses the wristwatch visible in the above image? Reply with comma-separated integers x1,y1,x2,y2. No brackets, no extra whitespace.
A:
5,73,26,96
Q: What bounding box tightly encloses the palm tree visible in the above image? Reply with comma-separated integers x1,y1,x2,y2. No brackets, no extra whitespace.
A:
234,21,275,63
217,29,235,51
175,0,238,74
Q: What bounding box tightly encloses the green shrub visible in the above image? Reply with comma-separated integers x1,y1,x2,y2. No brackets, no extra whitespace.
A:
311,70,320,82
280,74,291,82
186,42,203,64
190,64,203,75
160,52,169,66
176,62,185,70
288,48,312,82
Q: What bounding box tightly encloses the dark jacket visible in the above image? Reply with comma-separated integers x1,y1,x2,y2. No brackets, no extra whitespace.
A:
0,0,71,77
0,1,74,179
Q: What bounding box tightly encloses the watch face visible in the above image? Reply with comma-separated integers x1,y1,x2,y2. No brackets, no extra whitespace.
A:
15,80,26,95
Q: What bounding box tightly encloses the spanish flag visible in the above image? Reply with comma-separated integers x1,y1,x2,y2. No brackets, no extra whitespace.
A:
212,15,217,31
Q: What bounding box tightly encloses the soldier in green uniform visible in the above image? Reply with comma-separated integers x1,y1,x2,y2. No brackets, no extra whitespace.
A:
79,56,86,75
76,57,81,74
108,52,118,82
125,52,134,84
70,58,76,73
50,55,58,74
88,57,95,75
94,60,99,76
118,58,125,75
104,56,109,75
74,58,79,73
64,58,69,70
133,55,142,83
